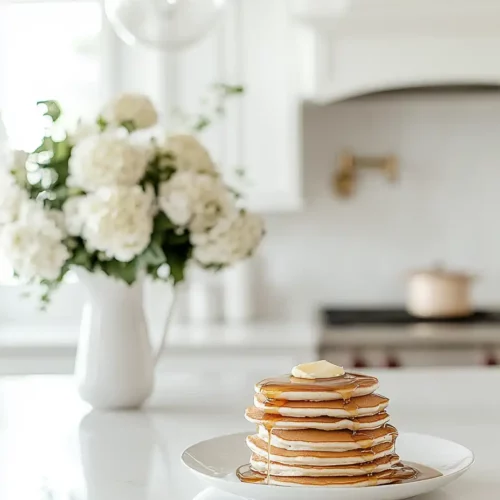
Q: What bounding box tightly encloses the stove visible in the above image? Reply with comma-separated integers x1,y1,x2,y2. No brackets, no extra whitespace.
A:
320,307,500,368
322,308,500,326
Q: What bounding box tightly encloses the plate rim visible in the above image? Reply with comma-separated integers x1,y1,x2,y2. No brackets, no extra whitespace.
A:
181,431,474,493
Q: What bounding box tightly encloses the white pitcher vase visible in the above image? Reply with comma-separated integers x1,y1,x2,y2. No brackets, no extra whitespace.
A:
75,270,175,410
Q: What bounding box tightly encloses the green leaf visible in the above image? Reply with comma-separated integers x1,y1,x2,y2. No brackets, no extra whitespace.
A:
213,83,245,96
53,185,69,199
49,159,70,187
203,263,224,272
166,231,189,246
37,262,70,307
140,241,166,267
146,264,162,280
71,247,93,270
163,241,192,284
193,115,211,132
34,136,55,154
37,100,62,122
164,251,186,284
101,260,138,285
97,116,108,131
154,212,175,233
121,120,136,133
52,139,71,162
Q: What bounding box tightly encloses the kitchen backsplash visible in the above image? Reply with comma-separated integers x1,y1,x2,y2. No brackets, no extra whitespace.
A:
3,91,500,326
258,91,500,321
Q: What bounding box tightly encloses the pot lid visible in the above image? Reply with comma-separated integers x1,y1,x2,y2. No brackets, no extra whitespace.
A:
410,264,475,281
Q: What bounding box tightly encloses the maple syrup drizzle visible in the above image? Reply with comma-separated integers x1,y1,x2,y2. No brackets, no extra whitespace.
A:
236,465,264,484
256,373,377,398
246,408,391,432
240,371,431,488
237,462,440,486
266,425,396,447
262,421,274,484
256,393,388,414
267,428,272,483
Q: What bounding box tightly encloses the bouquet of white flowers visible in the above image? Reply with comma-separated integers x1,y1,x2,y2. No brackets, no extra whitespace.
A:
0,91,264,302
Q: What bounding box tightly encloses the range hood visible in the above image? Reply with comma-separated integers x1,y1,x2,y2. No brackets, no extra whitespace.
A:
292,0,500,103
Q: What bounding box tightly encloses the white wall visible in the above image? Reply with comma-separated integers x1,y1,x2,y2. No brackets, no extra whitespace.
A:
4,91,500,328
257,91,500,321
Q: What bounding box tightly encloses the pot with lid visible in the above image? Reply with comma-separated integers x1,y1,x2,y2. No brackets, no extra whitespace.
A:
406,265,476,318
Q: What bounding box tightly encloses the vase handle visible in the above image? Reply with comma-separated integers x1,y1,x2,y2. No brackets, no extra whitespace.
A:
153,285,178,366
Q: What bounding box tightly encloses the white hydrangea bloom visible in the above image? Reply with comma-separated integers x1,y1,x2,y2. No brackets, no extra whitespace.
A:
0,202,69,281
102,93,158,130
0,170,28,224
68,121,100,145
158,170,233,233
68,130,150,191
163,135,215,173
191,210,264,266
46,209,66,234
82,186,154,262
63,196,87,236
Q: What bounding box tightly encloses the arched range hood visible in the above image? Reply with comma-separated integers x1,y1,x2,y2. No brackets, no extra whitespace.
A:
292,0,500,104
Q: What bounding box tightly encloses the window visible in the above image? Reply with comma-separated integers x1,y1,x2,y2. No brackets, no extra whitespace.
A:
0,0,103,283
0,1,104,324
1,1,102,151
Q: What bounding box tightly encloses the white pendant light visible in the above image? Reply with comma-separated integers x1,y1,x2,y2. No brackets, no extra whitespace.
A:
104,0,227,51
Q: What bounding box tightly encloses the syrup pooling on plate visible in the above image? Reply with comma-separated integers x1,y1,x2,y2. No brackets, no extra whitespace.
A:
237,461,432,486
403,462,443,482
237,465,264,484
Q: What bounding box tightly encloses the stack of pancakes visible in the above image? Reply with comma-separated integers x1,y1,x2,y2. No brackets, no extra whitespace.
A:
241,372,415,487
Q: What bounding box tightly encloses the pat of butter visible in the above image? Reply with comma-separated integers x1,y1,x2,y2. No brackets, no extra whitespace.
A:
292,360,345,379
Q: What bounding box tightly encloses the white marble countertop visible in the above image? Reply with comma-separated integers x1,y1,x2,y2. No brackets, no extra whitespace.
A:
0,321,320,349
0,322,319,375
0,368,497,500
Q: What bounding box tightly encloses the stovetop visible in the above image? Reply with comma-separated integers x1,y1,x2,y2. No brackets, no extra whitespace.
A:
322,308,500,326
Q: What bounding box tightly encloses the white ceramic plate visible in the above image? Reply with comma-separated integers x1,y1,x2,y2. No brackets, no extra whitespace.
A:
182,432,473,500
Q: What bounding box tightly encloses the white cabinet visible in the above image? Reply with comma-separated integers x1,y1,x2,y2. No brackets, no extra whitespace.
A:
113,0,303,213
292,0,500,103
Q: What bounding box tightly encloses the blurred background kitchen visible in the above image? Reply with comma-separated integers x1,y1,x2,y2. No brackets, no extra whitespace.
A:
1,0,500,376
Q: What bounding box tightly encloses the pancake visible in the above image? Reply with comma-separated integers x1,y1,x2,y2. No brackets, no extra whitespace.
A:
238,463,416,487
255,372,379,401
258,425,398,451
250,453,401,477
247,434,396,466
239,364,415,488
245,407,391,431
254,393,389,418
